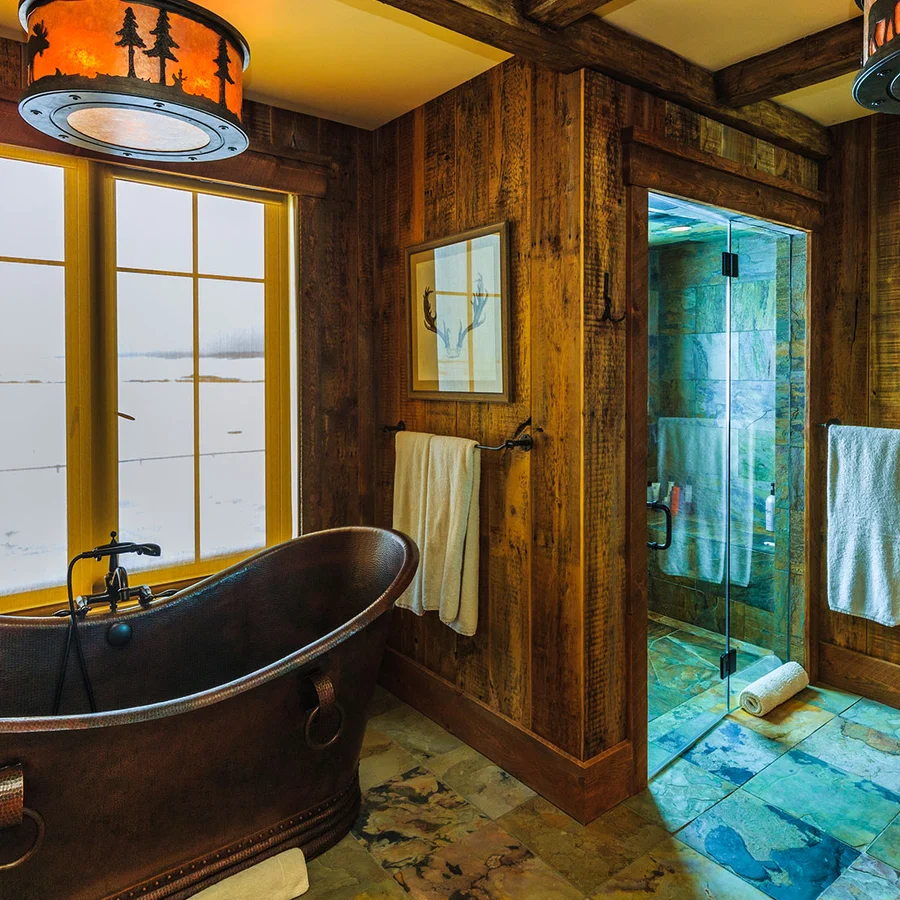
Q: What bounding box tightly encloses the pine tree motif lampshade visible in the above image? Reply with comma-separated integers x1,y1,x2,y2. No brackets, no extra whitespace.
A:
18,0,250,161
854,0,900,112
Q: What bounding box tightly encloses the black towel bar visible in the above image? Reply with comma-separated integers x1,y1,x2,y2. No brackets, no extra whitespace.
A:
383,420,535,452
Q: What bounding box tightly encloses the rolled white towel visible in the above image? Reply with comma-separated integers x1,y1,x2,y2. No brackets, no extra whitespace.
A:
739,662,809,717
192,849,308,900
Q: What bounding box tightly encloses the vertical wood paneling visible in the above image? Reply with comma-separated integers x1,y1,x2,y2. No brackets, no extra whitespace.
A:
528,67,585,756
0,37,23,93
814,118,872,659
582,70,628,758
357,130,376,526
373,60,587,759
487,60,533,724
869,116,900,430
297,119,373,534
454,71,494,703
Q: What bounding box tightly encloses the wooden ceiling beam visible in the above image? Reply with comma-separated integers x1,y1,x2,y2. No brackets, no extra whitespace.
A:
716,18,863,107
375,0,830,158
523,0,609,29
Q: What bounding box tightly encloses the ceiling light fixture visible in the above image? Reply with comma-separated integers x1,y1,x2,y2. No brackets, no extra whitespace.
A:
18,0,250,162
854,0,900,112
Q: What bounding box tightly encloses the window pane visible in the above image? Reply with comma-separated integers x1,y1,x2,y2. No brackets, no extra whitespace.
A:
199,279,265,556
117,272,194,569
116,180,192,273
0,262,66,593
0,157,64,262
197,194,265,279
200,454,265,558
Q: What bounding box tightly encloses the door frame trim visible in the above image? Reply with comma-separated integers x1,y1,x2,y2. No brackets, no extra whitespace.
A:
623,129,825,792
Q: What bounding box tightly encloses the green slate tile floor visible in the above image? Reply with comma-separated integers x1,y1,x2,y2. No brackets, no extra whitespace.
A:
304,653,900,898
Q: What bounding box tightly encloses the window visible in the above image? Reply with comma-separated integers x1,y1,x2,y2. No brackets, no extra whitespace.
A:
0,147,294,613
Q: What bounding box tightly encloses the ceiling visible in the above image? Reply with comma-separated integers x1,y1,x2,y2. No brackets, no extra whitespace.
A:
599,0,867,126
0,0,869,129
0,0,509,130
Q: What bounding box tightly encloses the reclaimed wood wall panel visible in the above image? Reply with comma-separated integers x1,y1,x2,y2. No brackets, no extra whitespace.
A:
528,66,586,756
582,71,628,758
298,118,375,533
373,59,586,756
816,114,900,702
815,118,872,663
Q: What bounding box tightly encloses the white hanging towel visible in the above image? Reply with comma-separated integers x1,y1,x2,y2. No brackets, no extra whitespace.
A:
393,432,481,635
828,424,900,627
392,431,433,616
657,418,726,584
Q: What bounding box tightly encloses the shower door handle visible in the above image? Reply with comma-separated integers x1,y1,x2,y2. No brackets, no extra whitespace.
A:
647,501,673,551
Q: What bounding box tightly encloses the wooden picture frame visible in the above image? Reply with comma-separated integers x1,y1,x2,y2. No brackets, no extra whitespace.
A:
405,222,510,402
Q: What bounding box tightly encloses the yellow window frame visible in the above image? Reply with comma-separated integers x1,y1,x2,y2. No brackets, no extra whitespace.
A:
0,145,294,614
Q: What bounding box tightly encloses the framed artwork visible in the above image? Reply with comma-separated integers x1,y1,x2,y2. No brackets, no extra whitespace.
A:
405,222,510,402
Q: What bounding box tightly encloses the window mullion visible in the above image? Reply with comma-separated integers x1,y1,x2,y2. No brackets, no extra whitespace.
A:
192,192,201,564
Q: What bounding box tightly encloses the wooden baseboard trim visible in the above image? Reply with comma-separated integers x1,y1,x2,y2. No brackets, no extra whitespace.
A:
379,647,635,824
819,641,900,708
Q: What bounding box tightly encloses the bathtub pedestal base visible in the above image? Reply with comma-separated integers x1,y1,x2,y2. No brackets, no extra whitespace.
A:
106,775,361,900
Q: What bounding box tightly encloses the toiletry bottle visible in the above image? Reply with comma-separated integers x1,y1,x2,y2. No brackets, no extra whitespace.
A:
765,482,775,533
684,484,693,514
647,481,655,503
670,485,681,516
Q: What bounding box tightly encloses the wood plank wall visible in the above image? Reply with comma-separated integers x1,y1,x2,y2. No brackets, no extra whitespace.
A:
295,117,376,532
373,57,821,777
0,35,375,541
374,59,577,750
816,114,900,705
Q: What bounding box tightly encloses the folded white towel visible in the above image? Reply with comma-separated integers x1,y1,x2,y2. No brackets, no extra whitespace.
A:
192,848,308,900
739,662,809,717
827,424,900,627
393,432,481,635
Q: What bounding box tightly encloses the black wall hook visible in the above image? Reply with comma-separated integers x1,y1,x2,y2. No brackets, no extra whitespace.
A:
600,272,626,323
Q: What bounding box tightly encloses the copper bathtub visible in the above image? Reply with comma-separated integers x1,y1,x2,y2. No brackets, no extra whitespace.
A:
0,527,417,900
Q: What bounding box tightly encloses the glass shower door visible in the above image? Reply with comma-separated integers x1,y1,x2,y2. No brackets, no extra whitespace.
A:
646,197,732,772
726,219,793,709
646,195,807,777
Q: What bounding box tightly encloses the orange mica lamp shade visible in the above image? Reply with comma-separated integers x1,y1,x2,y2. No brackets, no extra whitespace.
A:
855,0,900,112
18,0,250,161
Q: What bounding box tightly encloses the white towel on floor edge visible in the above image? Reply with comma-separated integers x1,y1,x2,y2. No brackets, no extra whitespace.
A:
739,662,809,717
827,424,900,627
192,848,308,899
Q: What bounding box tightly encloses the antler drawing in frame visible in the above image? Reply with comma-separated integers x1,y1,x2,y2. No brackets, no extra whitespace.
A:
423,274,490,359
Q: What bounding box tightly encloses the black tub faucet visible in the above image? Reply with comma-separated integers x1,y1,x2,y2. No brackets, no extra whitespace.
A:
74,532,162,613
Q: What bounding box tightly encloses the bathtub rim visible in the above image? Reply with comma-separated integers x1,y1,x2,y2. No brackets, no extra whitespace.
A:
0,526,418,734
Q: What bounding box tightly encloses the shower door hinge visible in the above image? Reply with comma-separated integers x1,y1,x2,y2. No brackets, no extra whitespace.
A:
720,648,737,679
722,252,740,278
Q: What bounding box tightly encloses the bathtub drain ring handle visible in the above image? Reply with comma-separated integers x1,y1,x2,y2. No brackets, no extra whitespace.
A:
0,765,45,871
303,671,345,750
